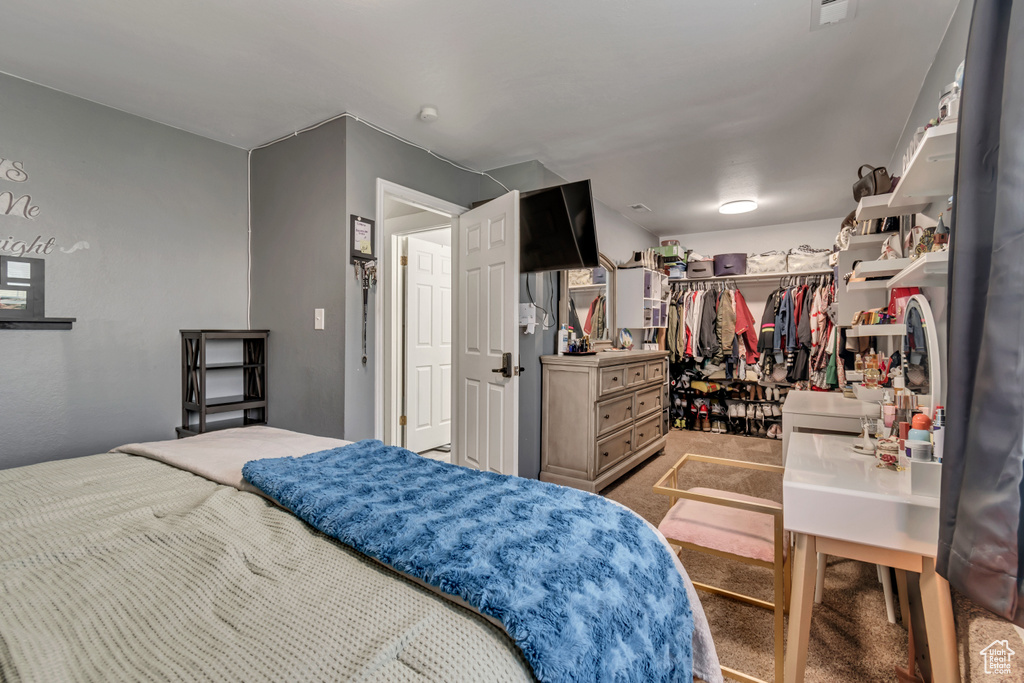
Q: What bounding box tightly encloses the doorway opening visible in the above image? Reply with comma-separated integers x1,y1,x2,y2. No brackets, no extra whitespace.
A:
375,180,465,459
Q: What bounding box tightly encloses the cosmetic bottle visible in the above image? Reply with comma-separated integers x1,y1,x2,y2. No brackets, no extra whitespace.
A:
932,406,945,464
557,325,568,355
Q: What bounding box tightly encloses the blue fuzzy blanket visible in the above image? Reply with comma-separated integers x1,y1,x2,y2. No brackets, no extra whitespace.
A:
243,440,694,682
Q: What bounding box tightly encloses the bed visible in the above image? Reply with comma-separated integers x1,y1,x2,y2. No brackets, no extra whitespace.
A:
0,427,720,682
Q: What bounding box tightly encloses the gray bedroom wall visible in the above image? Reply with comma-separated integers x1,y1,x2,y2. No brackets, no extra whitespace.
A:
890,0,971,170
249,118,348,439
343,118,483,441
0,73,248,469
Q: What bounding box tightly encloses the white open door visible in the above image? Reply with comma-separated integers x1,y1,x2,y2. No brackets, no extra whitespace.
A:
453,191,519,475
404,235,452,452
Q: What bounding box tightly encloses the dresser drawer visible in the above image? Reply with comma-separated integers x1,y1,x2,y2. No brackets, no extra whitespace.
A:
647,359,666,384
625,363,647,387
634,385,663,418
599,366,627,395
596,394,635,437
634,413,663,451
596,427,634,474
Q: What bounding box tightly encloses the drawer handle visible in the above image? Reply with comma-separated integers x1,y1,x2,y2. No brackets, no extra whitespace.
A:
635,372,641,377
639,432,644,438
604,414,610,419
626,405,632,412
612,376,618,381
602,451,609,457
640,401,645,406
625,440,631,446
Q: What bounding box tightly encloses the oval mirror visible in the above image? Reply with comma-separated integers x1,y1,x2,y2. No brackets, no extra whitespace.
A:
901,294,945,415
559,254,616,349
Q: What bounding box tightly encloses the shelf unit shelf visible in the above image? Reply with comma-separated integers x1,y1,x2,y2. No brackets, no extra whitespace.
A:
886,252,950,289
179,329,268,437
846,280,891,291
853,258,913,279
890,124,958,209
855,194,930,221
668,268,832,284
847,324,907,338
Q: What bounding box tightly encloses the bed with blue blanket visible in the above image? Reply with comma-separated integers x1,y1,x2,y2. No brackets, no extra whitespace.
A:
0,427,720,683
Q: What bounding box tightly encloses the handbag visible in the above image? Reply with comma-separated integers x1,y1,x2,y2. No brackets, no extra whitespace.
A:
852,164,893,202
746,250,788,274
787,245,831,272
888,287,920,323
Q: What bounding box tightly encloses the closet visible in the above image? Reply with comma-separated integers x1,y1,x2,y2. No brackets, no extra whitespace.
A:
665,273,835,439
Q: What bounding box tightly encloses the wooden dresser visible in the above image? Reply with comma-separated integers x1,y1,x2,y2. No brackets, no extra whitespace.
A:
540,350,669,492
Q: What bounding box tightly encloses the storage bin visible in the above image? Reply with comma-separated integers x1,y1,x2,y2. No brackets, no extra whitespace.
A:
686,260,715,279
713,253,747,276
668,264,686,279
746,250,788,274
591,266,607,284
654,245,684,260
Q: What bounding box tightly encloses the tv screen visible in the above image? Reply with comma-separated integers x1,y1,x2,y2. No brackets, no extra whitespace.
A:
519,180,600,273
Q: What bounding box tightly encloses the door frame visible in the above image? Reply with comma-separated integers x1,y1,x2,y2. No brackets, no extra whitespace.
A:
375,179,465,446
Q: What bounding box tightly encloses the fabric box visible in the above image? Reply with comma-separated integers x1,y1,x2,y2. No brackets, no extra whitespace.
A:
713,253,746,276
687,260,715,279
746,251,788,274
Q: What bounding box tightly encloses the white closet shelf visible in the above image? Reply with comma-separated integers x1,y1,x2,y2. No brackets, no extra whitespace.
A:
847,324,907,338
853,258,913,279
847,233,890,247
886,251,949,289
667,269,831,284
855,195,930,221
846,280,890,291
889,124,958,209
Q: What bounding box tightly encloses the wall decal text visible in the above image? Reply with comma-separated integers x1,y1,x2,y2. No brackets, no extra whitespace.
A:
0,235,56,257
0,158,28,183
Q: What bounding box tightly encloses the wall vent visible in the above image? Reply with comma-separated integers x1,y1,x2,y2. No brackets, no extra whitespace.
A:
811,0,856,30
628,203,652,213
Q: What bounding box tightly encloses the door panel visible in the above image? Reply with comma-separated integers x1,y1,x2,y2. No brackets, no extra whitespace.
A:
454,191,520,476
404,236,452,453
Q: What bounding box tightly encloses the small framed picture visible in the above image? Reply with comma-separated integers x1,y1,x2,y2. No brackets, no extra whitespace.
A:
0,256,45,319
350,215,376,263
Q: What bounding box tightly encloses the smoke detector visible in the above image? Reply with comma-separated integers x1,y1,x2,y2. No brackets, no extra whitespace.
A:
418,105,438,122
629,203,652,213
811,0,856,30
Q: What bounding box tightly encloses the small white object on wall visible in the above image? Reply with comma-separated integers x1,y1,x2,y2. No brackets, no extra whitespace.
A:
314,308,325,330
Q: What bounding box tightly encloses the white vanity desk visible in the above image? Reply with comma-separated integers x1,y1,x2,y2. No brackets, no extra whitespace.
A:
781,390,879,463
782,432,959,683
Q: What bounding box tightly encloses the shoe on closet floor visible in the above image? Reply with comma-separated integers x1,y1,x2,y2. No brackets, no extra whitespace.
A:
771,403,782,417
746,403,756,419
699,404,711,432
757,421,768,438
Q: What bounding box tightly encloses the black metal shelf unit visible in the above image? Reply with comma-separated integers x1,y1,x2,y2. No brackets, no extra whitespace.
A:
177,329,268,438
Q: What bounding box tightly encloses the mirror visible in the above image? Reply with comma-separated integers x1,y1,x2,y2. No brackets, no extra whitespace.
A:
902,294,944,415
559,253,616,349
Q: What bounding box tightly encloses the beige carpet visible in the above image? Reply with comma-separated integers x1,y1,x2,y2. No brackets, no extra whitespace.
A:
602,430,911,682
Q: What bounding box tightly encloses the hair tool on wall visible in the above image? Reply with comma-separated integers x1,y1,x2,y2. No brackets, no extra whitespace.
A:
355,260,377,365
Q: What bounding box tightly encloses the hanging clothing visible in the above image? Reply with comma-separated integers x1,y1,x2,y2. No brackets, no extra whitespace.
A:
733,290,760,365
713,290,736,365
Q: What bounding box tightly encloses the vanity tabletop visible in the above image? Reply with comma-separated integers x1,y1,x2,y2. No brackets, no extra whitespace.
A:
782,390,880,418
540,349,668,366
784,432,939,557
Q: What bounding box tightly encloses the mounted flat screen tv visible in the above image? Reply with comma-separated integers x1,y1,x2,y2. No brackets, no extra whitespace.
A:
519,180,600,273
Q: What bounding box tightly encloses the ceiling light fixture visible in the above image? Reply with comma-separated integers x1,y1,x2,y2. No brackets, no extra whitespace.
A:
719,200,758,215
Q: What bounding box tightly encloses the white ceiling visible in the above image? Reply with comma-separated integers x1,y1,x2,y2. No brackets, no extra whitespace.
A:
0,0,959,235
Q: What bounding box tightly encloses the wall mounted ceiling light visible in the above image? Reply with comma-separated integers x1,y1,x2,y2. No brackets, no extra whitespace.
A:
719,200,758,214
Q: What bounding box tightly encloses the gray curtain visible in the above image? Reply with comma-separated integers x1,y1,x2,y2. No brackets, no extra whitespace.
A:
939,0,1024,625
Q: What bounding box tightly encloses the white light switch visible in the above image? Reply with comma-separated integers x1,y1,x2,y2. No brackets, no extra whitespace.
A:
314,308,325,330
